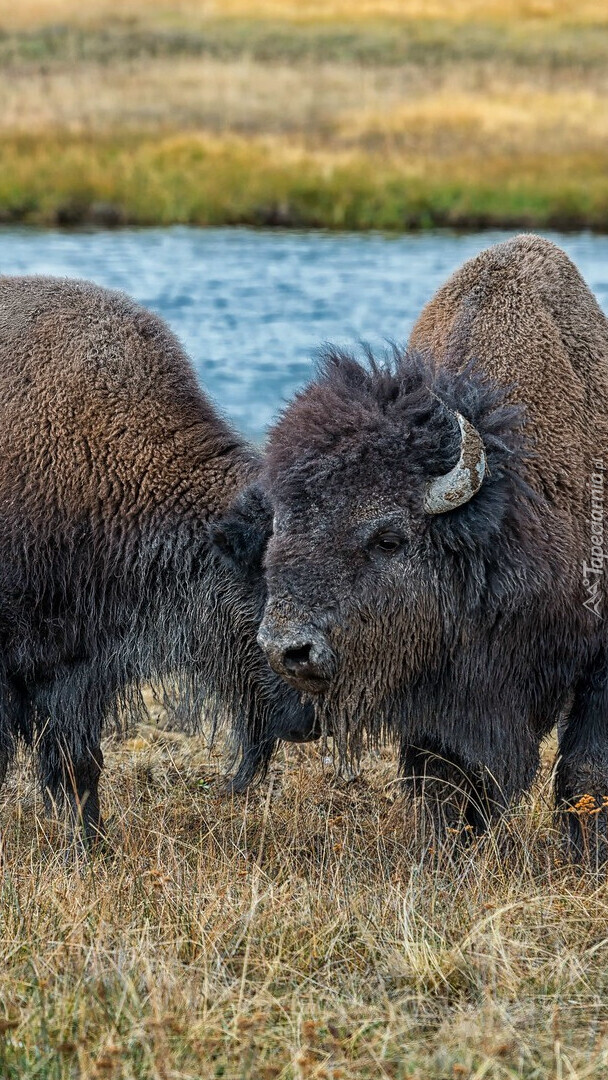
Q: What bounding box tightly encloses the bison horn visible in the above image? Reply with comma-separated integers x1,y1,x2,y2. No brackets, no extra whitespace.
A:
424,412,486,515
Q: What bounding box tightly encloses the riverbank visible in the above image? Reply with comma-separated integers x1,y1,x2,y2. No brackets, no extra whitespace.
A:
2,134,608,231
2,3,608,230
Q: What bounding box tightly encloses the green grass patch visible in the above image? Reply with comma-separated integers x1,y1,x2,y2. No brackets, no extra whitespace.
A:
1,134,608,232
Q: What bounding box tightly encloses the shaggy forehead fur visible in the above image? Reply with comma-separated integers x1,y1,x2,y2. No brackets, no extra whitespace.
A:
265,347,527,514
268,349,438,462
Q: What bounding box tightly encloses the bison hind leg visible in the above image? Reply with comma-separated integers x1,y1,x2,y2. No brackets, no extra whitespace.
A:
66,745,106,851
0,674,24,797
556,650,608,870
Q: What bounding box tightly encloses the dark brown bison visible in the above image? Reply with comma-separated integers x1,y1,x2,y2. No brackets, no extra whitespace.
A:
0,275,317,847
214,234,608,863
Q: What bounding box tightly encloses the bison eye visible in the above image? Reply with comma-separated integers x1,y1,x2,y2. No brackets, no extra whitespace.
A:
368,531,404,556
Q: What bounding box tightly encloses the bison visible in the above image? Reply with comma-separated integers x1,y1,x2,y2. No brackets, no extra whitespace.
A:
0,275,317,847
214,234,608,863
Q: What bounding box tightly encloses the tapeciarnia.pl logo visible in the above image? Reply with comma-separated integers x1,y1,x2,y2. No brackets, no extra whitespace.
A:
583,459,605,619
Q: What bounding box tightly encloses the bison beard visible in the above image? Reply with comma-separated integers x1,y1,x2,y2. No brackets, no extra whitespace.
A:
0,275,317,850
221,235,608,866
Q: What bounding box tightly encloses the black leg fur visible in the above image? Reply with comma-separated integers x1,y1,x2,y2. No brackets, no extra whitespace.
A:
556,650,608,868
39,735,106,850
400,739,508,841
64,745,105,849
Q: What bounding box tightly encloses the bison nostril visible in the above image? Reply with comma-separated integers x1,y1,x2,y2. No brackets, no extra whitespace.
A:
283,643,312,672
259,627,335,690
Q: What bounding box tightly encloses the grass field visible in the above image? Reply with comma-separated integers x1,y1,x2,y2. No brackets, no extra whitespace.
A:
0,0,607,228
1,716,607,1080
2,5,608,1076
3,0,608,27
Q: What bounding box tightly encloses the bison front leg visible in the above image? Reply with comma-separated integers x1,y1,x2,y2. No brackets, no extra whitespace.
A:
556,651,608,868
39,736,106,852
64,745,106,850
399,739,507,841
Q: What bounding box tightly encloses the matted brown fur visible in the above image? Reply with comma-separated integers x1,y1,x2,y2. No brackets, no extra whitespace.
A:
0,275,314,844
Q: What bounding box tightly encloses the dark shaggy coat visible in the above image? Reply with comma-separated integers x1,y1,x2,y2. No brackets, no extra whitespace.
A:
0,275,314,843
231,235,608,861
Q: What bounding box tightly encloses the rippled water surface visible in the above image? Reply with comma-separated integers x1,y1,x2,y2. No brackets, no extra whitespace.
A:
2,227,608,440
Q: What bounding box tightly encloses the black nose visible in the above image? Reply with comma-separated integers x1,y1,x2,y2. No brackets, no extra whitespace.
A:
283,643,313,674
278,640,333,688
258,625,336,692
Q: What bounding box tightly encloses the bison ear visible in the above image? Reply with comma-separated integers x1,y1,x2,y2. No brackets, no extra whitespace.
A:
209,485,273,571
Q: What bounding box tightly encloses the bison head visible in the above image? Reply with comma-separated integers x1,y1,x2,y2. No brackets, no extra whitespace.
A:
214,349,538,762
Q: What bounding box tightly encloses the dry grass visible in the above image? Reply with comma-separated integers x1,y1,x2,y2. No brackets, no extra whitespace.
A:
202,0,608,22
336,86,608,158
3,56,607,150
0,56,411,138
2,0,608,29
1,717,607,1079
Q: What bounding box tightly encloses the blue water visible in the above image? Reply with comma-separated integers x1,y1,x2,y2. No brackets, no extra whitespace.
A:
2,227,608,441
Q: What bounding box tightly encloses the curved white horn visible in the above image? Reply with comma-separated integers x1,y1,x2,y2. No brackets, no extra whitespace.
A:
424,412,486,515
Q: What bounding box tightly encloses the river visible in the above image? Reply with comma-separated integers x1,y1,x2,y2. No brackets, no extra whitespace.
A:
2,227,607,440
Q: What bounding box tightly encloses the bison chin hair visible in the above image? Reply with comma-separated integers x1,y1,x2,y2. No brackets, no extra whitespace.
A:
309,586,443,775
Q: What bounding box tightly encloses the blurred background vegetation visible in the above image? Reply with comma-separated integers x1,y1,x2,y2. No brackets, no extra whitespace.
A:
0,0,606,229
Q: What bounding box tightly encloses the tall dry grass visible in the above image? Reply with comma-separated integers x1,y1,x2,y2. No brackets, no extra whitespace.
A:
2,0,608,29
204,0,608,22
1,720,607,1079
3,57,607,149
